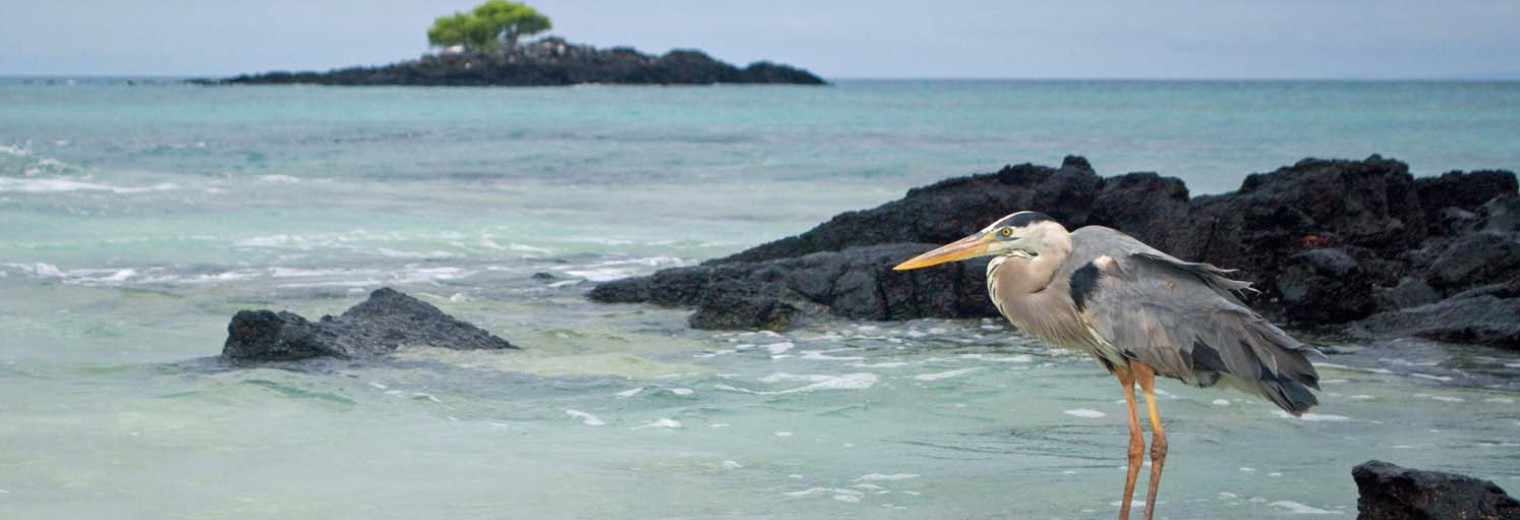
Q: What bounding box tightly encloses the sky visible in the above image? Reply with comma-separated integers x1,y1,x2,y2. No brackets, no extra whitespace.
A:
3,0,1519,79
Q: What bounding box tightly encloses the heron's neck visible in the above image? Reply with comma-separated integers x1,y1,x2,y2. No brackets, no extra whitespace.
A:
987,240,1084,345
988,237,1070,295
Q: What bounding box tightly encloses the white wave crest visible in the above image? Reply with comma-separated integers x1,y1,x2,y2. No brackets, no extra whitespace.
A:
0,177,177,194
0,143,31,157
561,256,686,282
1269,501,1342,515
718,373,879,395
1063,409,1107,418
565,409,605,426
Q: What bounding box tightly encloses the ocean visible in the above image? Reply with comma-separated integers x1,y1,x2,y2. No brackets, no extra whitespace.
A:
2,78,1519,519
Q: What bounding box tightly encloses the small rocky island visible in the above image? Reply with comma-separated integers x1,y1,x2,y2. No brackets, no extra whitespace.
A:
216,38,824,87
205,1,822,87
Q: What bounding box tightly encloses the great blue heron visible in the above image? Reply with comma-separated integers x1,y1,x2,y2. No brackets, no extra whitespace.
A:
893,211,1320,520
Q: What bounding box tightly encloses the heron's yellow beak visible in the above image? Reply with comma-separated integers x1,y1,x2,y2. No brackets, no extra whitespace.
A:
893,234,994,271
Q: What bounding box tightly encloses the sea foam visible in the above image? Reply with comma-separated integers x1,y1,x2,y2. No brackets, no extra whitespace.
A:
565,409,605,426
1269,501,1342,515
913,367,981,381
1064,409,1107,418
1274,411,1351,422
718,373,878,395
0,177,177,194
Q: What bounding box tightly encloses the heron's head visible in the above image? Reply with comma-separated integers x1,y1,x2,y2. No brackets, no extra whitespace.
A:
893,211,1067,271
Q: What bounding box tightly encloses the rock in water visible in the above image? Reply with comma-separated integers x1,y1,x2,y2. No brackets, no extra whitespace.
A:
687,281,801,332
1353,295,1520,348
591,243,993,329
1353,460,1519,520
222,288,516,363
223,310,342,361
590,155,1520,342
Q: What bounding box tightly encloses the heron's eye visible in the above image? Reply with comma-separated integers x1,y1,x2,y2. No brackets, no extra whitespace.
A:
999,227,1013,238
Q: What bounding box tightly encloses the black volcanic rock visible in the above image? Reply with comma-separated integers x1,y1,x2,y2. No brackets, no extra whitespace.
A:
224,310,342,361
590,155,1520,344
1416,170,1519,218
687,279,802,332
1088,171,1192,251
1353,295,1520,348
591,243,994,330
223,288,516,363
210,38,824,87
1353,460,1519,520
1480,195,1520,232
1275,248,1375,324
712,156,1101,265
1427,231,1520,291
1372,276,1441,312
1178,156,1427,292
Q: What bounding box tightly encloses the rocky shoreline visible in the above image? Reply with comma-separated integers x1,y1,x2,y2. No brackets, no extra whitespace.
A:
202,183,1519,517
203,37,824,87
590,155,1520,350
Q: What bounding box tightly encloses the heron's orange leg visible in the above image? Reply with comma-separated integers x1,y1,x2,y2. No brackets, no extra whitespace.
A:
1113,365,1143,520
1135,363,1168,520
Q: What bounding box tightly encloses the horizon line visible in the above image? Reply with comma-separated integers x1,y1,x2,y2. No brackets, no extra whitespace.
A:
4,73,1520,83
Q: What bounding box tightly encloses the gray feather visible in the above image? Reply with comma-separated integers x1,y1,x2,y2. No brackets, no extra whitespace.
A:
1063,227,1321,414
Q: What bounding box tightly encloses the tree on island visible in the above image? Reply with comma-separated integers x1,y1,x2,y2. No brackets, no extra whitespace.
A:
427,0,552,53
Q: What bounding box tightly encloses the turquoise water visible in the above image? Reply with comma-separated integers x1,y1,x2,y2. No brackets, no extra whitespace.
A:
3,79,1520,519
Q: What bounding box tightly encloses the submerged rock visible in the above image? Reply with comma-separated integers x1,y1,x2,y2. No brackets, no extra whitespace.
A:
222,288,516,363
1353,460,1519,520
590,155,1520,343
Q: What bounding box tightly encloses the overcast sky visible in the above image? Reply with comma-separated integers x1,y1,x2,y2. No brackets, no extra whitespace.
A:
3,0,1519,79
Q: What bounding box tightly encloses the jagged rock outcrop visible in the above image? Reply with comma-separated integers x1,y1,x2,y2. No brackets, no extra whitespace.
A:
1352,284,1520,348
590,155,1520,346
207,38,824,87
1276,248,1377,323
1353,460,1519,520
223,288,516,363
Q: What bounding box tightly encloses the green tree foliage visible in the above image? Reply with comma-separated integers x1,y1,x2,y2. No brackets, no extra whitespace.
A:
427,1,552,52
426,13,479,50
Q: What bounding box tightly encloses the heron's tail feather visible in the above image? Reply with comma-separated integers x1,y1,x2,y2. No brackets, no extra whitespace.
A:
1235,316,1321,415
1185,309,1321,415
1266,374,1320,415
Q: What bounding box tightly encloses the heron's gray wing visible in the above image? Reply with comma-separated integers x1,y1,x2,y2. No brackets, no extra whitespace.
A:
1066,227,1254,303
1068,227,1320,414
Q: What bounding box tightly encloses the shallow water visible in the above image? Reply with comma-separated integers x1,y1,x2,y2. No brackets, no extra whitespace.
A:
3,79,1520,519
